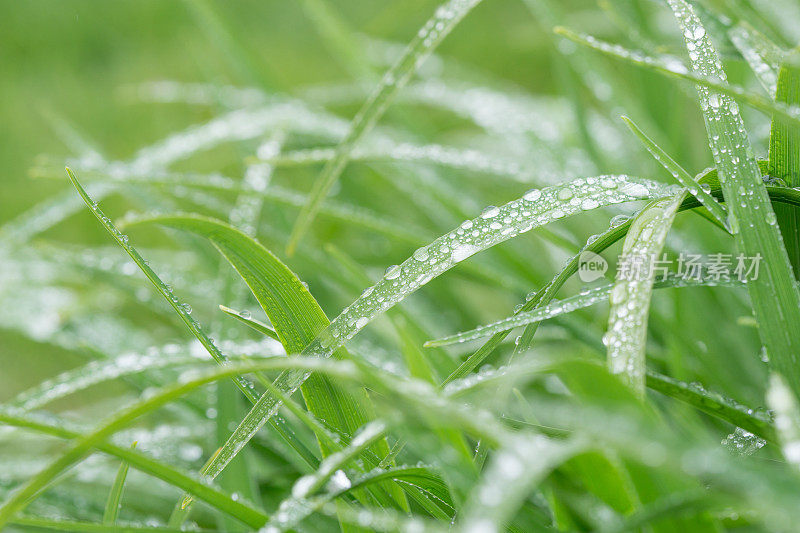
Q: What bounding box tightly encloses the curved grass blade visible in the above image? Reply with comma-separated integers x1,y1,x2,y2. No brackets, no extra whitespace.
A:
621,116,728,229
605,194,684,396
0,357,358,528
426,275,741,347
65,168,259,402
438,176,800,385
64,169,320,479
665,0,800,397
769,54,800,279
0,411,266,525
767,374,800,467
646,372,775,443
728,22,785,97
121,214,404,512
219,305,279,341
102,441,136,525
287,0,485,254
304,175,668,358
555,27,800,128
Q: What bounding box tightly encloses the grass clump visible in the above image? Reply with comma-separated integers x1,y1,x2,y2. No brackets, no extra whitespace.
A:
3,0,800,531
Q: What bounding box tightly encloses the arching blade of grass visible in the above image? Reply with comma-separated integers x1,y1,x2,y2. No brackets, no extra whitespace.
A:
286,0,485,254
0,357,372,528
65,169,258,401
426,275,741,347
252,142,537,184
8,350,281,412
555,27,800,128
121,214,405,512
769,54,800,279
218,305,279,341
605,194,684,397
64,169,320,477
767,374,800,467
102,442,135,525
728,22,785,97
646,372,776,443
666,0,800,397
303,175,668,359
621,116,728,229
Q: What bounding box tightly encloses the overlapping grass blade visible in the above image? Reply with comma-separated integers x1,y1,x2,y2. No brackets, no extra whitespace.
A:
728,22,785,97
665,0,800,396
555,27,800,128
0,358,357,527
427,275,740,347
102,442,135,525
287,0,485,253
621,116,728,229
605,193,684,395
219,305,279,341
769,54,800,279
121,214,404,512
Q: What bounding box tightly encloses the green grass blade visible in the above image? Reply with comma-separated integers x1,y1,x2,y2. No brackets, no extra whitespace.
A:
102,442,136,525
64,168,260,403
665,0,800,397
555,27,800,128
606,194,684,395
286,0,485,254
426,275,741,347
304,176,667,359
122,214,403,511
769,55,800,279
767,374,800,468
219,305,279,341
646,372,776,442
0,359,349,528
621,116,729,229
0,409,268,525
728,22,785,97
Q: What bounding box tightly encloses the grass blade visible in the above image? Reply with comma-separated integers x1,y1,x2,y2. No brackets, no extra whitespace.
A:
605,195,684,396
728,22,785,97
304,175,667,359
555,27,800,128
426,275,741,347
665,0,800,397
286,0,485,254
102,442,136,525
769,54,800,279
621,116,729,229
122,214,404,511
219,305,279,341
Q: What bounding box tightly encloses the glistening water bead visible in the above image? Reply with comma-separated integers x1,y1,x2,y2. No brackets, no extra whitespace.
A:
302,175,669,358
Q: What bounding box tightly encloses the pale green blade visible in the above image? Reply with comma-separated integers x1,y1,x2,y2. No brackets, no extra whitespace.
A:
286,0,485,253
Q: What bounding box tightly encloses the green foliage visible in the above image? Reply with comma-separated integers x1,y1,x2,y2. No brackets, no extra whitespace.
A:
4,1,800,531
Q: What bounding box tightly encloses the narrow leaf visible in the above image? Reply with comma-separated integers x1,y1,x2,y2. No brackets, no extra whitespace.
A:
287,0,485,253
